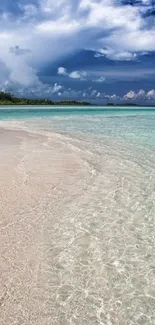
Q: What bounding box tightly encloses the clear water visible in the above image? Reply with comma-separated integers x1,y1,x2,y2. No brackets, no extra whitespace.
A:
1,106,155,150
1,106,155,324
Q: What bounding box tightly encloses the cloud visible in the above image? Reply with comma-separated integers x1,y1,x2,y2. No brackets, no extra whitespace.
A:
123,88,155,101
91,89,97,96
105,94,118,100
1,0,155,95
124,89,146,100
94,49,138,61
57,67,67,76
19,3,39,19
9,45,31,56
146,89,155,99
37,19,79,35
69,70,87,79
94,88,155,103
124,90,136,100
57,67,87,80
91,68,155,81
0,56,39,87
63,67,155,83
3,80,155,104
3,81,63,99
94,76,106,83
52,83,62,93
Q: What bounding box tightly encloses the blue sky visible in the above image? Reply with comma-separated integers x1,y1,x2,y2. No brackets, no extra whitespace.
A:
0,0,155,103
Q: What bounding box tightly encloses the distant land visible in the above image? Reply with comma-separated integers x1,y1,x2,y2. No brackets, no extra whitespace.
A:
0,91,154,107
0,92,90,106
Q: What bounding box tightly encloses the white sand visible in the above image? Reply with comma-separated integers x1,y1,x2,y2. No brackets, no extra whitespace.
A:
0,128,91,325
0,126,155,325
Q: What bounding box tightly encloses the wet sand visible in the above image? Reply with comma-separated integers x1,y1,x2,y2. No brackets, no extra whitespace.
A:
0,128,93,325
0,127,155,325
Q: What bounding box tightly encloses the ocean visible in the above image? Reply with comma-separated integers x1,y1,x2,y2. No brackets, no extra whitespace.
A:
1,106,155,149
0,106,155,324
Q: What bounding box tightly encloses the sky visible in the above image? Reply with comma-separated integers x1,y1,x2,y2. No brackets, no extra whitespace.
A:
0,0,155,104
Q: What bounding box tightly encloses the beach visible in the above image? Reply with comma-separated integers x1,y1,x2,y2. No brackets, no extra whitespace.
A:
0,110,155,325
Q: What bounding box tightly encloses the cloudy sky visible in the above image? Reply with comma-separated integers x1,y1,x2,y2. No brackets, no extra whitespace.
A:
1,0,155,103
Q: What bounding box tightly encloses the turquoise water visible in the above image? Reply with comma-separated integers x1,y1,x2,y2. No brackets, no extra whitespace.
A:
0,106,155,119
1,106,155,150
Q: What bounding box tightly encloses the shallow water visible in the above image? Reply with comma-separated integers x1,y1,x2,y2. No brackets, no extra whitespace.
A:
1,106,155,150
0,107,155,324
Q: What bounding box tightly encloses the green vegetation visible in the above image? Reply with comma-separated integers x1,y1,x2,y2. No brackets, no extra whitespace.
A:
0,91,140,106
0,91,90,106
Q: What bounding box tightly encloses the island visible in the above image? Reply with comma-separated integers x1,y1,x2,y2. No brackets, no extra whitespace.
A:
0,91,147,107
0,91,90,106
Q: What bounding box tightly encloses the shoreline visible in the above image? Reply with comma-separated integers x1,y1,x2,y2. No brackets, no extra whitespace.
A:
0,123,155,324
1,105,155,109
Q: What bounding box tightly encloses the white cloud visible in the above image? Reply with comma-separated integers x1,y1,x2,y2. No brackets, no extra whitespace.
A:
124,89,146,100
124,90,136,100
4,82,155,103
69,70,87,79
94,49,137,61
91,89,97,96
104,93,119,101
146,89,155,99
37,19,79,35
58,67,67,75
137,89,146,97
1,0,155,92
4,81,63,99
19,4,38,19
69,71,81,79
52,83,62,93
41,0,70,15
58,67,87,80
109,94,118,100
123,88,155,101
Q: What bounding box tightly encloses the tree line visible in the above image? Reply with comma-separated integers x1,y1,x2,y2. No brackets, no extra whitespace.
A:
0,91,90,106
